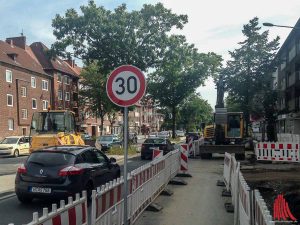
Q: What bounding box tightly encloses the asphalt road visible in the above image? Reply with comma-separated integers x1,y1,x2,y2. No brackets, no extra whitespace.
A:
0,155,27,176
1,156,147,225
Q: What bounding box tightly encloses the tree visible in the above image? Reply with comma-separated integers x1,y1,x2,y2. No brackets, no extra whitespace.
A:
178,93,213,132
51,1,189,131
223,17,280,136
147,35,222,138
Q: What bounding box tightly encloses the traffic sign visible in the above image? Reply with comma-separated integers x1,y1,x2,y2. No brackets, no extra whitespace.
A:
106,65,146,107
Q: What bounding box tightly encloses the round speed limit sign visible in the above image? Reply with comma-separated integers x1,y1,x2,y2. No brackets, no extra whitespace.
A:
106,65,146,107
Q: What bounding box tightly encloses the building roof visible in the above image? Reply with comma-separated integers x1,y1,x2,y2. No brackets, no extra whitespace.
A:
30,42,79,77
0,40,46,75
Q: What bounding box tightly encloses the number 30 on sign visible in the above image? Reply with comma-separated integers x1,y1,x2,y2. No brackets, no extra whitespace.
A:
106,65,146,107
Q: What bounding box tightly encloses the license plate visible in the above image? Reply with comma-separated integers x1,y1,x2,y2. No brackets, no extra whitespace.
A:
30,187,51,193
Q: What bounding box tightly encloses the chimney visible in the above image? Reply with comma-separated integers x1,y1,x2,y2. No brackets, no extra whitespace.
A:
6,36,26,49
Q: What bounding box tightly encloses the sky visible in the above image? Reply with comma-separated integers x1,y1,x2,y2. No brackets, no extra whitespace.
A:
1,0,300,108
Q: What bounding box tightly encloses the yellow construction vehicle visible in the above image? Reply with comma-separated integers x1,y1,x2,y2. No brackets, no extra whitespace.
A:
29,109,85,153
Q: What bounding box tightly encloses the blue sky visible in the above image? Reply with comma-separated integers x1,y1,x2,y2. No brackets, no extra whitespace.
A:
1,0,300,108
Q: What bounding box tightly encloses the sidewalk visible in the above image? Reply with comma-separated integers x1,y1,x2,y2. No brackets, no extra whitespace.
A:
0,154,138,197
135,158,234,225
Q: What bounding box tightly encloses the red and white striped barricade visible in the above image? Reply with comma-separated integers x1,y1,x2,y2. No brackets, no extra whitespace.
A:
256,142,300,162
188,137,194,157
237,171,251,225
253,190,274,225
230,156,238,204
152,148,163,160
180,144,188,172
12,192,88,225
91,176,131,225
223,152,232,192
255,142,273,161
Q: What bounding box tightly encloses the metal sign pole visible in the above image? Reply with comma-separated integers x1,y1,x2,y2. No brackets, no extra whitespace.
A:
123,106,128,225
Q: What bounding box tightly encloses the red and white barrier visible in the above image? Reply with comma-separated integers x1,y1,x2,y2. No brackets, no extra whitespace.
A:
256,142,299,162
188,137,194,157
152,148,163,160
180,144,188,172
8,192,88,225
91,149,181,225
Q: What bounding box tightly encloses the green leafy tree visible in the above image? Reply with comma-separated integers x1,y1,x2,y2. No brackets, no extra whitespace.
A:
147,35,222,137
178,93,213,132
223,17,280,136
51,1,189,130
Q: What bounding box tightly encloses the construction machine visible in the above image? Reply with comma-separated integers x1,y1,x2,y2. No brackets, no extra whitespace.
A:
199,75,246,159
29,109,85,153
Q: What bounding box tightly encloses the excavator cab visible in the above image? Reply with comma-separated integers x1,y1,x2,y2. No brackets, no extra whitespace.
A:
29,110,85,153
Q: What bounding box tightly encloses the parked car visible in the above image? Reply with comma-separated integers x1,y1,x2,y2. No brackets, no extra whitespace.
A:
15,146,120,203
157,131,170,139
149,132,158,138
0,136,31,157
95,135,122,151
81,133,92,141
141,137,175,160
186,132,200,143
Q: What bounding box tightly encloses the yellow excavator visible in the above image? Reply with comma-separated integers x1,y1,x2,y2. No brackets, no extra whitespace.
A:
29,109,85,153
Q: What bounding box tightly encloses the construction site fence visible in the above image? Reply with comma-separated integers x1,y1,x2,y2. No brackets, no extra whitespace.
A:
223,153,274,225
91,149,181,225
190,138,204,157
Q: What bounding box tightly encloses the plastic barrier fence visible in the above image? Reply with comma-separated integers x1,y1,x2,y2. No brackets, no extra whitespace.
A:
191,138,204,157
188,137,194,156
9,192,87,225
255,142,299,162
91,149,181,225
223,152,232,192
238,172,251,225
253,190,274,225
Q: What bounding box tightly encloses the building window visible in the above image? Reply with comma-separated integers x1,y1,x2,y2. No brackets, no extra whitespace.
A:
21,86,27,97
7,94,13,106
6,70,12,83
8,119,14,130
57,73,62,82
32,98,37,109
31,77,36,88
42,100,49,110
65,92,70,101
42,80,48,91
21,109,28,119
58,90,63,100
64,76,70,85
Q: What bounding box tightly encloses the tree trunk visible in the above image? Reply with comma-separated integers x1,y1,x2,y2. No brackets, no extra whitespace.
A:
100,115,104,136
172,106,176,139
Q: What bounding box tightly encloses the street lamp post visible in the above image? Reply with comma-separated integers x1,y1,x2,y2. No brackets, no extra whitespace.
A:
263,22,300,30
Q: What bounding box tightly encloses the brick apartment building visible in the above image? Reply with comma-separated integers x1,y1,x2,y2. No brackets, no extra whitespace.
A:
0,36,52,139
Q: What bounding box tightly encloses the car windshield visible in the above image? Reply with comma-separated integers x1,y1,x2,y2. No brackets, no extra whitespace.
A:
1,138,18,144
144,138,166,144
28,152,75,166
100,136,114,141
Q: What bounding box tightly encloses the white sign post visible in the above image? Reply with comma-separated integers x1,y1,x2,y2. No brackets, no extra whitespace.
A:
106,65,146,225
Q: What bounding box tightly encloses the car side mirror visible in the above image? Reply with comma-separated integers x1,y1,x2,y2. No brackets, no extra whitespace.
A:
110,157,117,164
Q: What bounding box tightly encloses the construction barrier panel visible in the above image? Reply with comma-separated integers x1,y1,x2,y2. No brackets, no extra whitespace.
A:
91,149,181,225
188,137,194,157
180,144,189,172
223,152,232,192
237,172,251,225
253,190,274,225
255,142,300,162
9,191,88,225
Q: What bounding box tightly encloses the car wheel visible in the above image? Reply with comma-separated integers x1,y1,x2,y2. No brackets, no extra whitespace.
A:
13,149,19,158
17,195,33,204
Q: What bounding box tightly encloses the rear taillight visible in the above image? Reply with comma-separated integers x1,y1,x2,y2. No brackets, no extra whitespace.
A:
17,164,27,174
58,166,84,176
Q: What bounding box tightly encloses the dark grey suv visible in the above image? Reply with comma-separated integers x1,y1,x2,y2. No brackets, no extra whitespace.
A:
15,146,120,203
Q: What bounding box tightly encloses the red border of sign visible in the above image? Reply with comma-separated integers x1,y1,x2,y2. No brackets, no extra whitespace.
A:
106,65,146,107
